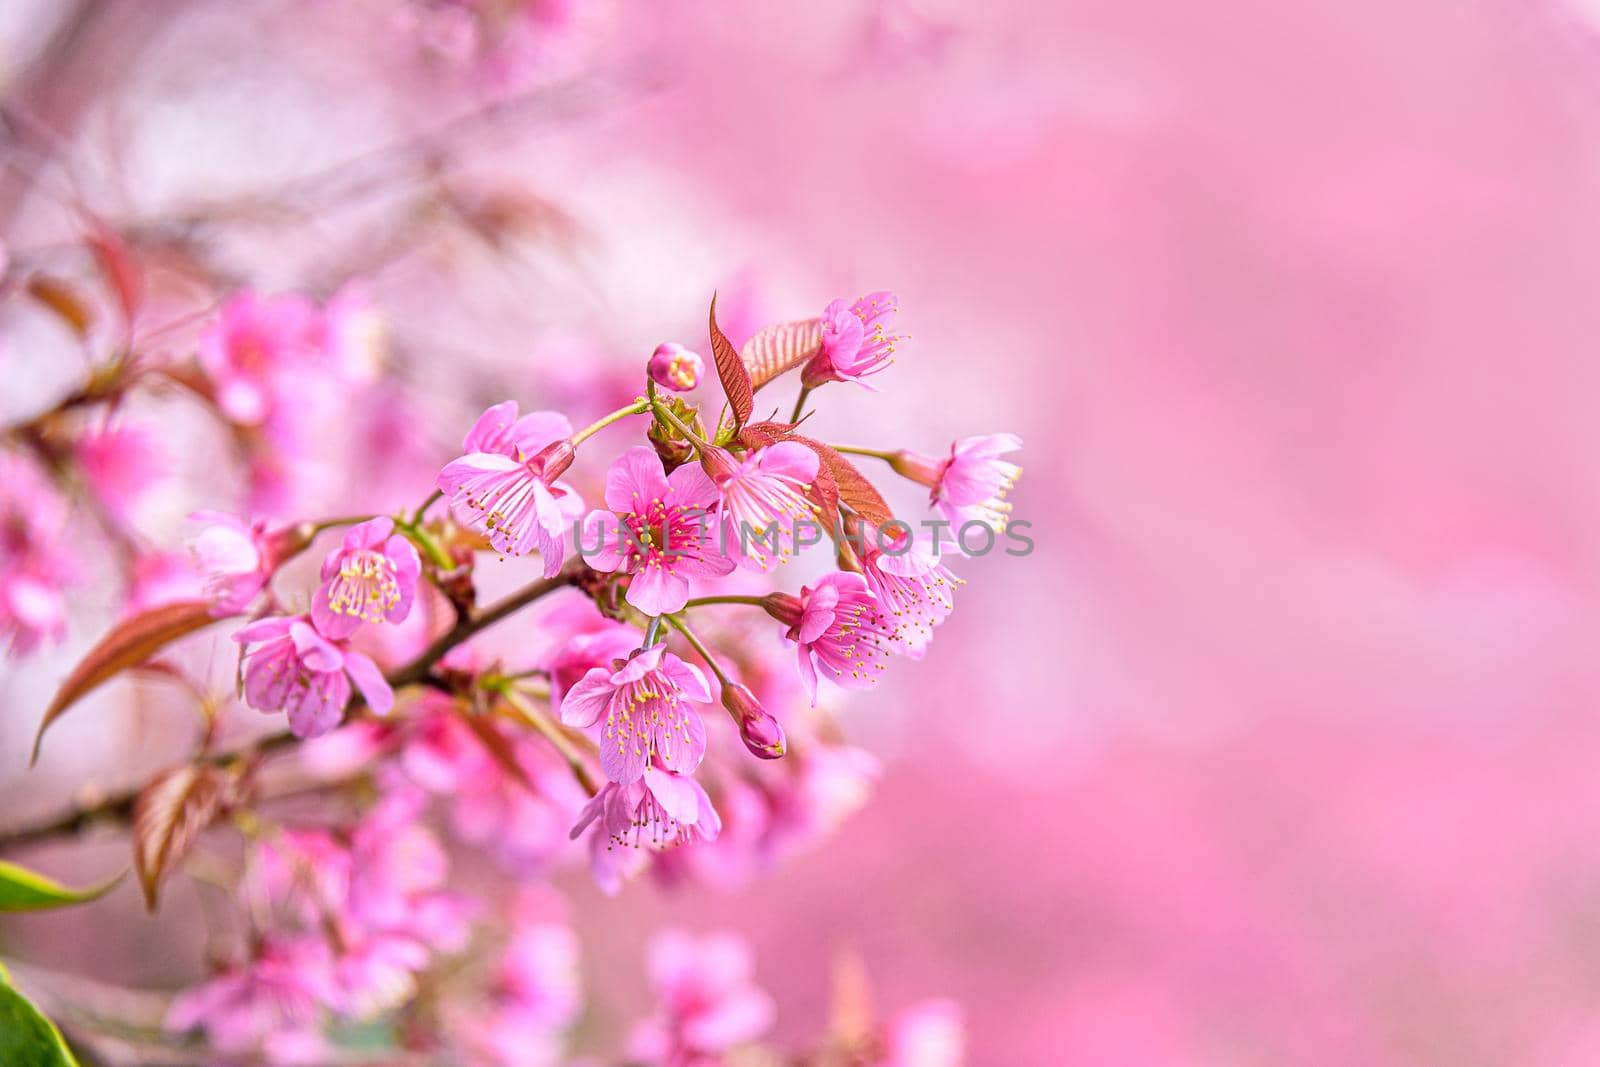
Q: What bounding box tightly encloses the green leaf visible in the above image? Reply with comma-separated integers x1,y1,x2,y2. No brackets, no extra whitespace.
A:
0,861,123,912
0,971,82,1066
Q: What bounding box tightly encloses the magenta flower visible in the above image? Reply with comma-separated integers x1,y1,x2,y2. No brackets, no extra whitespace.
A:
0,453,77,654
74,424,164,524
165,935,338,1062
894,433,1023,534
858,527,961,658
198,290,318,425
188,511,280,616
802,290,903,389
234,615,394,738
628,929,776,1064
762,572,897,702
560,643,711,783
570,768,722,851
310,517,421,640
437,401,583,575
648,341,704,391
580,446,734,615
700,442,820,571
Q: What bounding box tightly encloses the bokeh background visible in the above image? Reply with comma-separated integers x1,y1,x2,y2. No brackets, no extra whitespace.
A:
8,0,1600,1062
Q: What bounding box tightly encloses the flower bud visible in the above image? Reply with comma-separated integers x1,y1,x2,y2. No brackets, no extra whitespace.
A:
528,438,575,482
888,448,943,489
723,682,786,760
697,443,742,486
758,592,804,628
648,342,704,392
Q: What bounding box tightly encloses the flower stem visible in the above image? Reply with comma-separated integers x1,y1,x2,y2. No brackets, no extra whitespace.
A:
497,687,600,796
683,595,767,609
828,444,897,462
665,613,731,684
409,488,442,525
571,398,650,446
789,385,813,424
650,398,709,449
395,520,453,571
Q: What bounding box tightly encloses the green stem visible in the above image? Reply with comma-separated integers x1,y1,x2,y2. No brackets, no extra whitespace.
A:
789,385,813,424
683,595,767,609
650,398,709,450
396,521,453,571
409,489,442,526
572,398,650,446
497,687,600,796
665,613,731,684
829,444,897,462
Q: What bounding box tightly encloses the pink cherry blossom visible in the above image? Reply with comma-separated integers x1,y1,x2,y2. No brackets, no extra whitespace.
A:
74,423,164,523
165,935,338,1063
125,550,205,612
628,929,775,1065
571,768,722,852
895,433,1022,534
234,615,394,738
437,400,583,575
560,643,711,783
452,898,581,1066
701,442,820,571
580,446,733,615
648,341,704,391
857,526,961,658
803,291,903,389
537,600,640,708
310,516,421,639
188,511,280,615
0,453,77,654
763,572,897,702
198,290,319,425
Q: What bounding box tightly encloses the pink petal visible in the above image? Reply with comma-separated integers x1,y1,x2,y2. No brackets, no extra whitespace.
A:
343,651,393,715
604,446,671,514
559,668,615,728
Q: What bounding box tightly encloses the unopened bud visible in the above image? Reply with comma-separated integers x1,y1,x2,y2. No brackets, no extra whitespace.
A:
529,439,575,482
888,449,943,489
723,682,786,760
698,444,742,485
648,342,704,392
758,592,804,629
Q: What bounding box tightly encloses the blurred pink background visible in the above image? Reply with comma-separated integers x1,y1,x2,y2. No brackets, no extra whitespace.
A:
9,0,1600,1062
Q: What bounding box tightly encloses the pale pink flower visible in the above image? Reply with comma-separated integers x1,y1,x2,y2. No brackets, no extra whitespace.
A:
803,291,903,389
234,615,393,738
648,341,704,391
628,930,775,1064
762,572,897,702
437,401,583,575
701,442,820,571
858,526,961,658
883,999,966,1067
316,282,387,384
187,511,283,615
165,935,338,1063
310,517,421,639
571,768,722,851
580,446,733,615
560,643,711,784
74,423,164,523
894,433,1022,534
455,900,581,1065
198,290,318,425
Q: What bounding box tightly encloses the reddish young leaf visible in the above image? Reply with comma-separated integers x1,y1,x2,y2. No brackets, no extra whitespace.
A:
32,601,219,765
709,293,754,426
131,763,242,911
791,436,895,526
85,224,145,330
741,317,823,392
25,276,95,339
738,423,842,520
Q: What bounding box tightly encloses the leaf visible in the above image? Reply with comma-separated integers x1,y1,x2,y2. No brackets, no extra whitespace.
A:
25,277,94,339
85,225,144,330
709,293,753,427
0,861,123,912
792,436,895,526
0,972,82,1066
131,764,239,912
33,601,219,765
741,317,823,392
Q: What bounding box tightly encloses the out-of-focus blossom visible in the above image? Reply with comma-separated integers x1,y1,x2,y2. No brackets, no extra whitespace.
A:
762,573,896,701
165,935,338,1063
74,423,164,523
234,615,393,737
857,526,960,658
437,401,582,573
198,290,318,426
893,434,1022,535
882,999,966,1067
803,291,903,390
560,643,711,783
628,929,775,1065
580,446,733,615
537,597,640,706
316,283,387,385
311,516,421,639
701,442,820,571
648,342,704,392
0,452,77,654
452,896,581,1066
187,511,284,615
125,550,205,612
